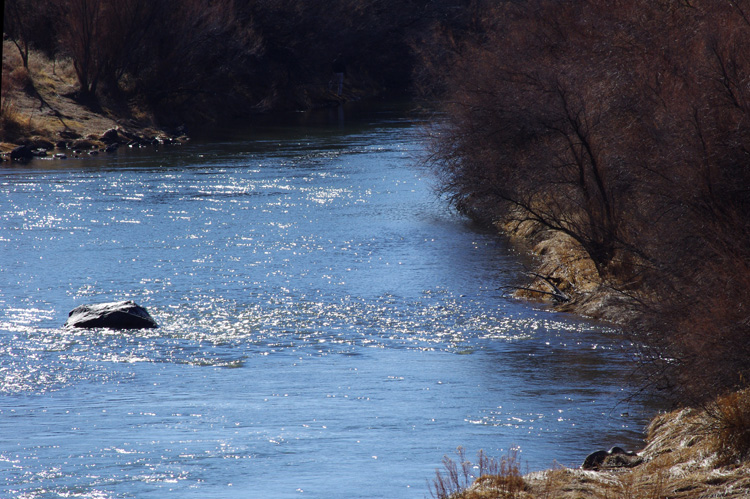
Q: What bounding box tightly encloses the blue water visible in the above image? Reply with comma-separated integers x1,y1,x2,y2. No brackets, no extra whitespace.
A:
0,103,656,498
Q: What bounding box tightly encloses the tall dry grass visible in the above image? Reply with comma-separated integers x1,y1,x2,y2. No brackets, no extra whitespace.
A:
0,95,30,142
1,44,32,142
710,388,750,465
429,447,527,499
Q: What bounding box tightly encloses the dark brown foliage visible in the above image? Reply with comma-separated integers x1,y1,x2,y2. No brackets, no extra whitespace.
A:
420,0,750,404
3,0,467,123
4,0,61,67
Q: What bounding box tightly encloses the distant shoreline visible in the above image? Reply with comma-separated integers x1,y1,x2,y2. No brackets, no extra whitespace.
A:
0,41,385,161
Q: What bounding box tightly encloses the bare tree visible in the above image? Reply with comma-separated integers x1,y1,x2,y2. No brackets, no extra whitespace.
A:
56,0,104,97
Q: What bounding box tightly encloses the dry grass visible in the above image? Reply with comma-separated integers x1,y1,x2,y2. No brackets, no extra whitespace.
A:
1,46,32,145
430,447,529,499
1,41,63,145
5,64,32,92
0,95,32,146
710,388,750,465
1,40,164,151
444,391,750,499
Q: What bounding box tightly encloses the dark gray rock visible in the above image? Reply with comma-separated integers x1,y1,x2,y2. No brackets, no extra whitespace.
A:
100,128,119,144
26,138,55,150
10,145,33,162
65,300,158,329
582,446,642,470
581,450,609,470
602,451,643,469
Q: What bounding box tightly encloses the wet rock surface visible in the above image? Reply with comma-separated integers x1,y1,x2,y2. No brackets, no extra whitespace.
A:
65,300,158,329
581,446,643,470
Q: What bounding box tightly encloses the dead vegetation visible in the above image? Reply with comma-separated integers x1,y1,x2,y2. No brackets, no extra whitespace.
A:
420,2,750,496
420,0,750,406
0,39,174,153
440,389,750,498
429,447,528,499
3,0,477,137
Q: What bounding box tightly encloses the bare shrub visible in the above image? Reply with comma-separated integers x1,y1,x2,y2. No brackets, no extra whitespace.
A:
421,0,656,279
55,0,105,97
428,447,525,499
4,0,60,67
623,1,750,402
420,0,750,404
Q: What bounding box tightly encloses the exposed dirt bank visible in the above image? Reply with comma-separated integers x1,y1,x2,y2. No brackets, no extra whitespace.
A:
0,42,186,158
497,218,634,323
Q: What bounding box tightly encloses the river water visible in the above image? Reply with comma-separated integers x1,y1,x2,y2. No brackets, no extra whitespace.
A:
0,102,657,498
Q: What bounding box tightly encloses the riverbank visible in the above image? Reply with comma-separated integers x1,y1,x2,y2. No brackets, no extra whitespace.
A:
438,218,750,498
0,41,187,158
454,390,750,498
498,219,633,323
0,41,360,159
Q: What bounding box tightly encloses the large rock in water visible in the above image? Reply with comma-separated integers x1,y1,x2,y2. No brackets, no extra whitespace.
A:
65,300,158,329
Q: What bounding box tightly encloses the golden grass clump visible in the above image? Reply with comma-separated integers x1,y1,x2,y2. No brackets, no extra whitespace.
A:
711,387,750,465
0,96,32,144
3,44,31,93
429,447,528,499
6,66,32,93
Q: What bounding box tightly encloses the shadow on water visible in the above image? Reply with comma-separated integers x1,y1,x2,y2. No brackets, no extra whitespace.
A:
192,98,424,144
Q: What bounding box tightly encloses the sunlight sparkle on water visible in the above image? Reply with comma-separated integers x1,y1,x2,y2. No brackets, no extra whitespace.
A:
0,104,656,499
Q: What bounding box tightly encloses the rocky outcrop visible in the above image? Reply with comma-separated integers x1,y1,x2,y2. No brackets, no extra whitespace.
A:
581,446,642,470
100,128,120,144
65,300,158,329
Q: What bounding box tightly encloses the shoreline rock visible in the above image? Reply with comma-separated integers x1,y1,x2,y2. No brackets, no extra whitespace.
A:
1,127,189,163
581,446,643,470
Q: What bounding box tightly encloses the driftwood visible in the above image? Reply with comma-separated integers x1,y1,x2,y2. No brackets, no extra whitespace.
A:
501,269,570,303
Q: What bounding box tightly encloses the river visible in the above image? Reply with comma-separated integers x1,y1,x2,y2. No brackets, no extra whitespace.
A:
0,102,657,498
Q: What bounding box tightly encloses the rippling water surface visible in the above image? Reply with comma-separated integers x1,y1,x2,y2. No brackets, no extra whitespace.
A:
0,102,656,498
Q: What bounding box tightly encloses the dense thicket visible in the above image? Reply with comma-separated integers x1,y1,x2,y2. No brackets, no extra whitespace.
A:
3,0,477,124
420,0,750,403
